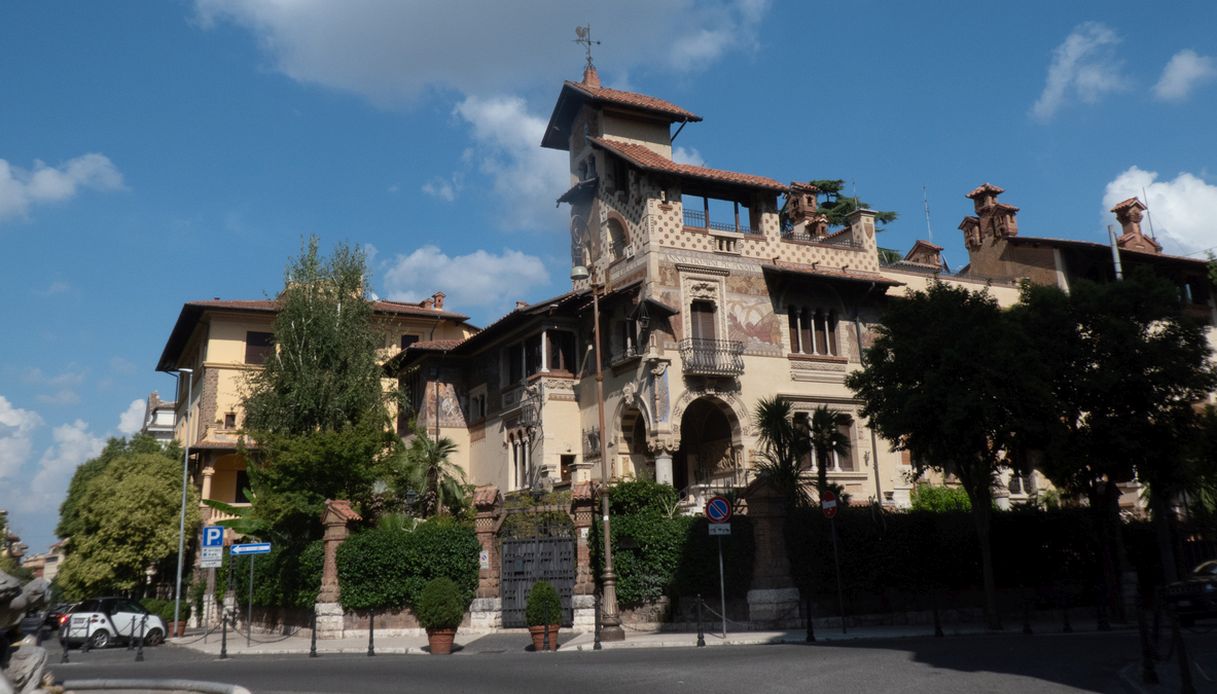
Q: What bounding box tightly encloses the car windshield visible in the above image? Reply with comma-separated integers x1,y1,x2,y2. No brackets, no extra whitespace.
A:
1192,561,1217,576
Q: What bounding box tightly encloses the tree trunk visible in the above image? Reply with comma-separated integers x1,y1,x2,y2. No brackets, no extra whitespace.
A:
1103,479,1129,622
972,498,1002,630
1089,482,1124,623
816,451,829,497
1150,492,1179,584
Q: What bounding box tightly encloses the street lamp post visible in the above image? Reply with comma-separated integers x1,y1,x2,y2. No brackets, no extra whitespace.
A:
172,367,194,632
572,265,624,641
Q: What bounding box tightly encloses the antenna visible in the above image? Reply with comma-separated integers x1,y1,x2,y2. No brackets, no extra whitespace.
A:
1141,186,1157,240
922,185,934,243
574,25,600,70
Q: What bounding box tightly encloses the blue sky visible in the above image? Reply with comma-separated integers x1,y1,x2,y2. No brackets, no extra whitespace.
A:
2,1,1215,553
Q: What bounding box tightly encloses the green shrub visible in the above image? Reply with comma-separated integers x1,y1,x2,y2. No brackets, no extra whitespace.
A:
415,577,467,630
139,598,184,625
337,517,479,612
230,539,325,610
910,484,972,512
525,580,562,626
608,480,678,515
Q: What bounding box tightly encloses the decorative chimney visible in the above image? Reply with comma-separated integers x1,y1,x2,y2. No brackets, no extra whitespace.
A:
783,182,829,239
431,291,446,310
1110,197,1162,254
904,240,945,269
964,182,1019,241
582,64,601,88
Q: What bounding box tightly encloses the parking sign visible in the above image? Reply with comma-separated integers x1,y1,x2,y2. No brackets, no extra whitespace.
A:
202,525,224,548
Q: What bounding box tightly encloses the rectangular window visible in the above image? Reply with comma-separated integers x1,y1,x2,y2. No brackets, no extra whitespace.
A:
508,344,524,383
548,331,576,372
244,331,274,365
524,334,543,378
560,454,575,483
401,334,420,350
690,300,717,340
223,412,236,429
235,470,250,503
788,308,800,353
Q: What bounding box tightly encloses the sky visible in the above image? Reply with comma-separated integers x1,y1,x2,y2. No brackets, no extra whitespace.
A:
2,1,1215,553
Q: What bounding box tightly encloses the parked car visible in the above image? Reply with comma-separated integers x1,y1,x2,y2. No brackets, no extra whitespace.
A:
1165,560,1217,626
44,602,74,631
62,597,167,649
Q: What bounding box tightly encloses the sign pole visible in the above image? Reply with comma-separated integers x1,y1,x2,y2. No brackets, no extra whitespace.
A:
247,555,255,647
717,535,727,638
830,516,845,634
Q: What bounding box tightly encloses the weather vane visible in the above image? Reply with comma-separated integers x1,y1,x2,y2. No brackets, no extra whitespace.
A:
575,25,600,70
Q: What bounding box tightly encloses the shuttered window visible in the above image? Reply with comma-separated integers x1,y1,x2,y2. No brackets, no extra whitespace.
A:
690,300,717,340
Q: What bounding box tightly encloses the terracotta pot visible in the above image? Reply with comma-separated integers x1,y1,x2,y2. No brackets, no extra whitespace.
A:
547,624,560,651
528,625,546,652
173,621,187,638
427,627,457,655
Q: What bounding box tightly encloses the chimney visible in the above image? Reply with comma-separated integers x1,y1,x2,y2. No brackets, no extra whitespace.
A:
1110,197,1161,253
431,291,446,310
421,297,434,310
783,182,829,239
965,182,1019,240
582,64,601,88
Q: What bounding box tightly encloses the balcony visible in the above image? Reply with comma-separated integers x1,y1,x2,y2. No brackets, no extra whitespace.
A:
678,338,744,377
781,227,864,249
683,209,758,234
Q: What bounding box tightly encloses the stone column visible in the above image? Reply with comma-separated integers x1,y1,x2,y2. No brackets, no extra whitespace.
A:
654,452,673,486
569,481,597,629
744,480,801,627
315,499,360,639
470,486,503,630
200,466,215,502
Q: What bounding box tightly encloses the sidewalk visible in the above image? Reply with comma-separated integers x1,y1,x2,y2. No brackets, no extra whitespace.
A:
170,617,1131,657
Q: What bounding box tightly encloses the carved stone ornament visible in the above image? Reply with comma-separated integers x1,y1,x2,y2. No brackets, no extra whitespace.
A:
688,281,718,300
622,382,637,407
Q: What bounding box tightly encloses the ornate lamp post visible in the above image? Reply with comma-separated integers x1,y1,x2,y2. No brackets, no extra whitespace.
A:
571,265,624,641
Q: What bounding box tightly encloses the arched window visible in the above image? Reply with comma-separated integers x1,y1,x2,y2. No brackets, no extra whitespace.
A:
608,218,629,260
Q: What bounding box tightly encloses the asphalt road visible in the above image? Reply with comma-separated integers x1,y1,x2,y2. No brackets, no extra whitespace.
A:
38,629,1217,693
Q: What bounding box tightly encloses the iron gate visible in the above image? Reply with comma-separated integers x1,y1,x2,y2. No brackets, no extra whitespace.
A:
500,535,576,627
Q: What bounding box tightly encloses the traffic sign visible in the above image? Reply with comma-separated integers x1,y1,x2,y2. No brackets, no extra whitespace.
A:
202,525,224,548
231,542,271,556
200,546,223,569
708,522,731,536
705,495,733,524
821,490,839,519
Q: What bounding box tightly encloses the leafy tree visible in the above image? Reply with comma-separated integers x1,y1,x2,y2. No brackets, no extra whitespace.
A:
241,237,403,542
910,483,972,512
808,405,851,496
806,179,898,229
846,281,1039,629
1016,272,1216,589
753,396,812,510
202,488,270,539
56,450,199,599
393,427,468,518
57,434,179,540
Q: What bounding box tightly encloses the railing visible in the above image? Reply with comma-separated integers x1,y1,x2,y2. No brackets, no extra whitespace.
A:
781,228,864,249
683,209,758,234
678,338,744,376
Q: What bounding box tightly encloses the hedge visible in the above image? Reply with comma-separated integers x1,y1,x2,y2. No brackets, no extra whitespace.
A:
337,517,479,612
228,540,324,610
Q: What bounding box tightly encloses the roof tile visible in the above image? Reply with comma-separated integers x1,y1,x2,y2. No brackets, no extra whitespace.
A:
591,137,785,191
565,81,701,122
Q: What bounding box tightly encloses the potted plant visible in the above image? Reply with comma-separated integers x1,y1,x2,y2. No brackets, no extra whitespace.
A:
525,580,562,651
416,577,467,655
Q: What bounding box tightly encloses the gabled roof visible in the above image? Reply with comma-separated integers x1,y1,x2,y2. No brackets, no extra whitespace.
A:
157,298,470,372
589,137,786,192
542,78,701,150
966,182,1005,199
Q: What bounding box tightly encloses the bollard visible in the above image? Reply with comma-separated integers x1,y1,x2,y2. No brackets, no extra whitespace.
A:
804,593,815,643
593,593,602,651
219,612,229,660
60,623,69,664
135,615,147,662
932,588,944,638
1136,598,1158,685
367,612,375,657
309,610,318,658
128,616,136,650
696,594,705,648
82,623,91,654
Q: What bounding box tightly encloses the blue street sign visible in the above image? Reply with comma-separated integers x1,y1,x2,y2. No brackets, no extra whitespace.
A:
231,542,271,556
202,526,225,548
705,496,732,524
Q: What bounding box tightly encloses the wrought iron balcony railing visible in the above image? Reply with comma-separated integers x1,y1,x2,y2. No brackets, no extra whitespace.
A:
678,338,744,376
683,209,758,234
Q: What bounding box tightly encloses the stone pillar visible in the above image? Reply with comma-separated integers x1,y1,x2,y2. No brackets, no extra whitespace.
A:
569,481,597,629
200,466,215,502
654,452,673,486
470,485,503,630
744,480,801,627
315,499,360,639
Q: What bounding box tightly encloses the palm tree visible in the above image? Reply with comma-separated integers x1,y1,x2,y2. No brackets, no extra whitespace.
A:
400,426,468,517
808,406,851,497
752,396,812,509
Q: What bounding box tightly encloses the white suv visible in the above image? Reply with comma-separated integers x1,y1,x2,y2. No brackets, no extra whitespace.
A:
63,597,167,649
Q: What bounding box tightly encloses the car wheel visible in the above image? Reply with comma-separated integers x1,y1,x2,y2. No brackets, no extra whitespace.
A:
89,629,111,649
143,628,164,646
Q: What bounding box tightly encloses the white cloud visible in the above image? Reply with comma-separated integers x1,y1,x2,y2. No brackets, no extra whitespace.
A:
453,95,570,230
195,0,770,106
0,153,124,222
1154,49,1217,102
24,420,105,512
382,245,550,315
421,176,461,203
1031,22,1128,122
1103,166,1217,255
117,399,146,436
673,146,706,167
0,395,42,482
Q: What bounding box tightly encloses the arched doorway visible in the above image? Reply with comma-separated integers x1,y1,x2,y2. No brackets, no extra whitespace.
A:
673,397,741,493
619,406,651,479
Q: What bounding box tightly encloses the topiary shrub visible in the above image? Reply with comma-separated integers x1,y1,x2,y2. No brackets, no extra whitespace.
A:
415,577,467,631
525,580,562,627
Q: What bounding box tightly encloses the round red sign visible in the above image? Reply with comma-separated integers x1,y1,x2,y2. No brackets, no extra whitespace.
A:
820,490,839,519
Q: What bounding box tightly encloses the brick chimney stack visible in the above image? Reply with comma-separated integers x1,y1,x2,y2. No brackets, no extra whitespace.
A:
783,182,829,239
431,291,446,310
582,64,601,88
1110,197,1162,254
961,182,1019,249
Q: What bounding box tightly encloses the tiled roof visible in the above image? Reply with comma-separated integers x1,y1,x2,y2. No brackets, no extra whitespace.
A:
763,260,905,287
563,81,702,122
590,137,785,191
1008,235,1207,265
473,485,500,508
409,339,464,351
1111,196,1145,212
324,499,362,522
966,182,1005,198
